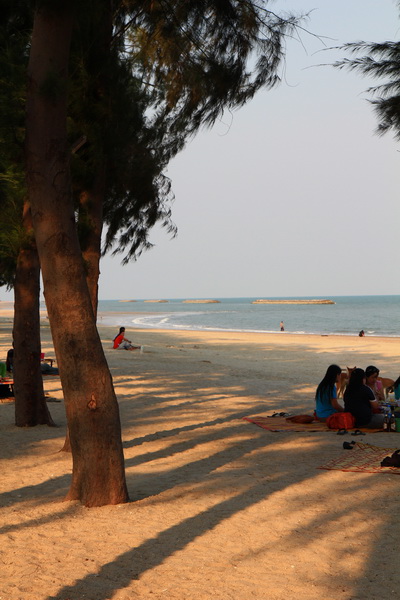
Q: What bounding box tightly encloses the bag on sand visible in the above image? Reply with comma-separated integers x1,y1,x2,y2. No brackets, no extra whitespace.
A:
381,449,400,468
326,412,355,430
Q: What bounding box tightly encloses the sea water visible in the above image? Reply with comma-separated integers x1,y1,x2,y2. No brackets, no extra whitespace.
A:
96,296,400,338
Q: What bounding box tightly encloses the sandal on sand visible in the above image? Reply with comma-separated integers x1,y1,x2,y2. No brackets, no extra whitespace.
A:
352,429,366,436
337,429,348,435
270,412,291,417
343,441,356,450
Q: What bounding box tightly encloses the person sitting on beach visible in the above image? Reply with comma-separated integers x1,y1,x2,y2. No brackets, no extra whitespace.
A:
40,362,59,375
344,368,384,429
113,327,141,351
365,365,385,404
0,361,6,381
393,376,400,402
315,364,344,421
6,347,13,373
6,346,59,375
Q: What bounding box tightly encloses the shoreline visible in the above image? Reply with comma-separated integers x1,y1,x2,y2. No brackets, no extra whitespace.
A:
1,308,400,340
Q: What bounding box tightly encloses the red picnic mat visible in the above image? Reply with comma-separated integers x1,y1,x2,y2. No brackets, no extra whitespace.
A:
243,415,329,432
243,415,382,433
0,381,14,403
318,442,400,474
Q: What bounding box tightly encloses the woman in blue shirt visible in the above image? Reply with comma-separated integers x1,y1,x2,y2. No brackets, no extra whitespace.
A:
315,364,344,420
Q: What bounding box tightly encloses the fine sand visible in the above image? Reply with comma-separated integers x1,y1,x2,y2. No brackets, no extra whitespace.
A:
1,309,400,600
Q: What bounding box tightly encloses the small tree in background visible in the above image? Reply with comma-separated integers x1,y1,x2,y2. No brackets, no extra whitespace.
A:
0,3,54,426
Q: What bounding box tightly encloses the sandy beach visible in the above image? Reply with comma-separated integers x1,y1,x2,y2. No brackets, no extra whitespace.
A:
1,310,400,600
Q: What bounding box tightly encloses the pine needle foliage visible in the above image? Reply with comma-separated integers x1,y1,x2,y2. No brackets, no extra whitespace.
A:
334,4,400,140
99,0,304,261
0,1,32,288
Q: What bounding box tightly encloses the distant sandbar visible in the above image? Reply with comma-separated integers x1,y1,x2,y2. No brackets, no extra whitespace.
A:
182,300,220,304
252,299,335,305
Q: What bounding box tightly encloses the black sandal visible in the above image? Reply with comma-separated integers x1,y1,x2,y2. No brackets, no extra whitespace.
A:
352,429,366,436
337,429,348,435
343,441,356,450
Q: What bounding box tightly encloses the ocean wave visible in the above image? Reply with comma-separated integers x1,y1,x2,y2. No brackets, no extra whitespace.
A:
96,296,400,338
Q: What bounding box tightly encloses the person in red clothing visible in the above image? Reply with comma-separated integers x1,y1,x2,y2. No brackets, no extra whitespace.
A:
113,327,141,351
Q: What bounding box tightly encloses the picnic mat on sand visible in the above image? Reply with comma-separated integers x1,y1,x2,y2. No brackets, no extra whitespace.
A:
318,442,400,474
242,415,382,433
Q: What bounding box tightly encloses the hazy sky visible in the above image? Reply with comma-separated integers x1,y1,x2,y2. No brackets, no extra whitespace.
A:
98,0,399,300
2,1,399,302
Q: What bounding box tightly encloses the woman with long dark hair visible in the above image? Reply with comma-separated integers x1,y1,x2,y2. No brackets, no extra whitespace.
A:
315,364,343,420
113,327,141,351
365,365,384,403
344,368,384,428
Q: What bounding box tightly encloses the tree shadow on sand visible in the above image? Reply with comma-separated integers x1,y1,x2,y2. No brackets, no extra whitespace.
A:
2,329,400,599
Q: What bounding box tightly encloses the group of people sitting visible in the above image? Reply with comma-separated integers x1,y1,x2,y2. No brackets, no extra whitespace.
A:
315,364,400,429
0,348,15,381
1,347,59,378
0,328,140,379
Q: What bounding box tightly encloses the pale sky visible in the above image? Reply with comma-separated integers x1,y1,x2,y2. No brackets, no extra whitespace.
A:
98,0,400,300
2,1,399,302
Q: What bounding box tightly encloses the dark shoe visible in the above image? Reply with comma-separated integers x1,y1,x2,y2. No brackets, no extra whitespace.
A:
270,412,291,417
352,429,366,436
337,429,348,435
343,441,356,449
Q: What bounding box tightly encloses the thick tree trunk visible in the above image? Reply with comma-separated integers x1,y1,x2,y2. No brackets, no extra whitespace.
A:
77,3,111,318
79,172,105,319
13,203,55,427
25,5,128,506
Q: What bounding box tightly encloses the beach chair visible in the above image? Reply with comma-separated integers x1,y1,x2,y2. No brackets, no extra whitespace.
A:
40,352,55,367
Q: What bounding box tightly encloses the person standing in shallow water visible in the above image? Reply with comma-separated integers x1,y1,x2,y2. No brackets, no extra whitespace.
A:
280,321,284,331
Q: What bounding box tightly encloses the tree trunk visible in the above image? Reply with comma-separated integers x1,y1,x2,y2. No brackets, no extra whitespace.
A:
79,171,105,319
77,2,112,318
13,203,55,427
25,4,128,507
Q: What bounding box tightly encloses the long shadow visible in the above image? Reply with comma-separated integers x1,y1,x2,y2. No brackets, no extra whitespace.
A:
0,472,71,510
122,405,267,449
0,501,77,535
45,437,319,600
0,416,260,511
125,423,267,501
3,329,400,599
0,403,265,512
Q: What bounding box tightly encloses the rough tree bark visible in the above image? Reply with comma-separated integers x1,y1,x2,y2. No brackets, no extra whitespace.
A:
25,3,129,506
76,2,112,318
79,172,105,319
13,202,55,427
